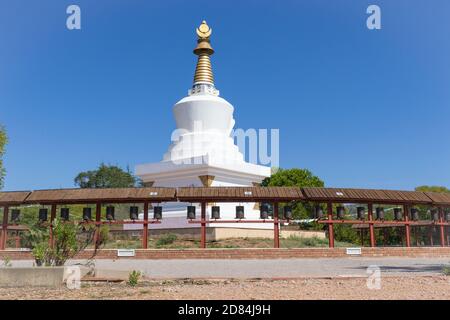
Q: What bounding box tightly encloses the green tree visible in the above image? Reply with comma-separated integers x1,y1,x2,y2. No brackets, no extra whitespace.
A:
262,168,324,188
262,168,324,219
0,126,7,189
333,224,360,244
415,185,450,193
74,163,141,188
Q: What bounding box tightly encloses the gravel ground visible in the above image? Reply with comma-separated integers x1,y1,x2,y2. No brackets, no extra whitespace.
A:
0,276,449,300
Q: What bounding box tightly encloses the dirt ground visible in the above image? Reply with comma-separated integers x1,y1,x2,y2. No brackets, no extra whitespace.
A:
0,276,449,300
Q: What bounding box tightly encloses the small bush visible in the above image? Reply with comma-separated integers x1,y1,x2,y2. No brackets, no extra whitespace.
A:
1,256,12,267
156,233,178,246
26,219,108,266
443,266,450,276
128,270,142,287
32,243,48,266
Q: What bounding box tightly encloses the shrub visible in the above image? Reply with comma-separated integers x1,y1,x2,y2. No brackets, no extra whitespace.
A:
156,233,177,246
32,243,48,266
128,270,142,287
443,266,450,276
26,219,108,266
1,256,12,267
333,224,360,244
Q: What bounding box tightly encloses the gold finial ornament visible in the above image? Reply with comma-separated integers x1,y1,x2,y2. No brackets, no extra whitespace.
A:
193,20,214,85
196,20,212,39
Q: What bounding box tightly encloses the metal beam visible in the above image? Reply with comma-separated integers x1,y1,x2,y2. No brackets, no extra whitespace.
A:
327,202,334,248
142,201,149,249
403,205,411,247
439,207,445,247
200,202,206,249
273,203,280,248
94,203,101,246
0,206,8,250
368,203,375,247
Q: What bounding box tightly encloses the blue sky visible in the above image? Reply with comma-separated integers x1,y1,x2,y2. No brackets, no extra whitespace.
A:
0,0,449,191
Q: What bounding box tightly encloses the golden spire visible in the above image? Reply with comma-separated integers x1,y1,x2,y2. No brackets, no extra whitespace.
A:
193,21,214,85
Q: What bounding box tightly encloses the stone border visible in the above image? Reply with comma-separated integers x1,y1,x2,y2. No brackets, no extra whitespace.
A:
1,247,450,260
0,267,66,287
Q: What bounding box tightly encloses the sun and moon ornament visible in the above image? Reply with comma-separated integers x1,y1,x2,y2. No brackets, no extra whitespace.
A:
196,20,212,39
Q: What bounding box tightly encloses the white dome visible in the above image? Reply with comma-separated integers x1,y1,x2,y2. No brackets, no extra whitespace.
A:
173,94,235,135
162,89,244,163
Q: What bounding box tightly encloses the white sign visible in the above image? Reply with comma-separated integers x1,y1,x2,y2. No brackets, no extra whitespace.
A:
117,249,136,257
346,247,362,255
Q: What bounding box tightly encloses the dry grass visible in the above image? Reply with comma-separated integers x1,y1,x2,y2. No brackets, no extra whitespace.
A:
102,236,352,249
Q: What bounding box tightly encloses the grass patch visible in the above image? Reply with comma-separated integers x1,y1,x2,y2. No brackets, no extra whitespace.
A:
103,239,142,249
282,236,354,248
101,235,356,249
156,234,178,247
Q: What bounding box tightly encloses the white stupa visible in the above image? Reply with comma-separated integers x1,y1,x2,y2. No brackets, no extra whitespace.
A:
134,21,271,234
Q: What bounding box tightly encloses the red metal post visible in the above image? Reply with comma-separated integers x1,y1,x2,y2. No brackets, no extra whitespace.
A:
273,203,280,248
15,233,20,248
439,207,445,247
0,206,9,250
327,202,334,248
142,201,149,249
93,203,101,245
368,203,375,247
403,204,411,247
49,204,57,248
447,226,449,246
200,202,206,249
447,222,449,246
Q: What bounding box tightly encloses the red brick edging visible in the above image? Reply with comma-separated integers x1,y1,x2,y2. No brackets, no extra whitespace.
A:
1,247,450,260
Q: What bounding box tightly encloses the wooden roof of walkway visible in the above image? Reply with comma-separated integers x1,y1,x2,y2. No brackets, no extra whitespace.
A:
22,187,176,205
177,187,305,202
302,187,432,204
0,187,449,206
